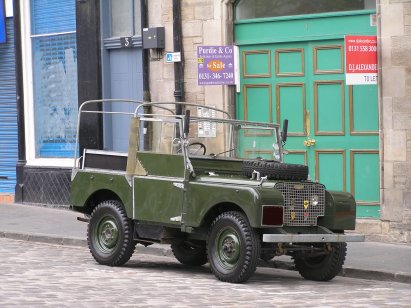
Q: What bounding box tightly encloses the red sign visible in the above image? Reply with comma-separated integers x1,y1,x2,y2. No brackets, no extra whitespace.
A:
345,35,378,85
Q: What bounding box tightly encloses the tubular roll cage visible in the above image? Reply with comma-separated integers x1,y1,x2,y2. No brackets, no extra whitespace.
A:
74,99,282,167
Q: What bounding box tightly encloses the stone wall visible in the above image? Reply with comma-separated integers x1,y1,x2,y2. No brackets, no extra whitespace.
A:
379,0,411,243
147,0,231,111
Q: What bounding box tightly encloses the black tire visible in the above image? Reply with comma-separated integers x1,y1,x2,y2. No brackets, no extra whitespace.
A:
207,211,260,283
88,200,136,266
293,242,347,281
260,243,277,262
171,240,208,266
242,160,308,181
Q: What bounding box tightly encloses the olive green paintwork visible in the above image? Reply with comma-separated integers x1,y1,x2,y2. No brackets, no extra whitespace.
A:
184,176,283,228
137,152,185,178
70,170,133,217
183,173,356,230
190,157,244,175
318,190,357,230
71,152,357,231
134,176,184,226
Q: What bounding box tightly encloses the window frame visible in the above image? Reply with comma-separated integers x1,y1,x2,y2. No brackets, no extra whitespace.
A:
20,0,77,167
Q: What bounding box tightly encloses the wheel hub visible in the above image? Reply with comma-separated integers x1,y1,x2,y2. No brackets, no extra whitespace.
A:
216,228,241,270
223,239,235,254
97,218,119,251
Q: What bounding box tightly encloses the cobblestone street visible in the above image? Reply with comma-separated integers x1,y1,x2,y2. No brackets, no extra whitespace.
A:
1,238,410,307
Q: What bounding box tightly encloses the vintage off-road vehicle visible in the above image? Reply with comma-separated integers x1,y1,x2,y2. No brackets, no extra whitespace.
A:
70,100,364,283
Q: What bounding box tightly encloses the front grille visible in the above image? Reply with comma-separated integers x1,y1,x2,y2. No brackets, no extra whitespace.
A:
275,182,325,226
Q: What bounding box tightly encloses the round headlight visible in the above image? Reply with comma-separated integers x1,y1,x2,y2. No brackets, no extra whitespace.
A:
311,195,319,206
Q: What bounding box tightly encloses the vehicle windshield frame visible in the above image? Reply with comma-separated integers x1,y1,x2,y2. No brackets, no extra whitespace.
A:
189,116,283,161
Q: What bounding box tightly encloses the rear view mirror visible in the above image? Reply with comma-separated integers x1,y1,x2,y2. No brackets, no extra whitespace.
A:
281,119,288,142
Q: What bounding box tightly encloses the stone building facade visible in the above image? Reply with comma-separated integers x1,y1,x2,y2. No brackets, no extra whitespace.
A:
149,0,410,243
375,0,411,242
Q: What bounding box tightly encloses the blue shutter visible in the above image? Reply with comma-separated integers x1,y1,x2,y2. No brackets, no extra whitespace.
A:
0,1,6,43
0,18,18,192
31,0,76,34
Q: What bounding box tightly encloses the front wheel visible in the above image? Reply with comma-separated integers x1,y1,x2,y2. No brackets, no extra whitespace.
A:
207,211,260,283
88,200,136,266
293,242,347,281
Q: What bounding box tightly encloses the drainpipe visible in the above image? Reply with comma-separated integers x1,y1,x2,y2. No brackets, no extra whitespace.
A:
13,0,26,202
141,0,150,102
141,0,150,149
173,0,184,115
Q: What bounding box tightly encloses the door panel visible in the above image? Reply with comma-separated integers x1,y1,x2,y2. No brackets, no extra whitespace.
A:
109,48,143,152
243,84,272,122
316,150,346,191
134,177,183,225
243,50,271,77
313,45,344,74
350,85,379,133
275,48,304,76
276,83,306,136
101,0,144,152
314,80,345,135
350,150,379,204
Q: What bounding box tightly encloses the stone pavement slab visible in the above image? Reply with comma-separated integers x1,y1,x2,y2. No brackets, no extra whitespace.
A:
2,238,411,307
1,202,410,284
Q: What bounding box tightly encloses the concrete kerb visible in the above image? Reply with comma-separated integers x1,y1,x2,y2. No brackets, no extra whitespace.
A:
0,231,88,247
2,231,410,285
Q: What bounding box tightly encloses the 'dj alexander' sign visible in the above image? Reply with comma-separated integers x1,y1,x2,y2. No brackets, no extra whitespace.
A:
197,46,235,86
345,35,378,85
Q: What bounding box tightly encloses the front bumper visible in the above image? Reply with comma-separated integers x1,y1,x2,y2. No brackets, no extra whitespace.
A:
263,233,365,243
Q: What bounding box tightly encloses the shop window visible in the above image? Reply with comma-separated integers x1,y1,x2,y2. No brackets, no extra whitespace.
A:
111,0,141,37
30,0,78,158
235,0,376,20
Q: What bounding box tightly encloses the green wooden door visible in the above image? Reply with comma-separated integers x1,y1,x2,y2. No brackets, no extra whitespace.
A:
236,11,379,218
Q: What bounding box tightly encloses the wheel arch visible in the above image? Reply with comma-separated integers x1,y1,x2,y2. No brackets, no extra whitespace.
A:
200,202,247,230
73,189,125,215
186,183,264,228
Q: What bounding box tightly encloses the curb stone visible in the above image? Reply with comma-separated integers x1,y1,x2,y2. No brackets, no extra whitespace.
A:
0,231,87,247
1,231,410,285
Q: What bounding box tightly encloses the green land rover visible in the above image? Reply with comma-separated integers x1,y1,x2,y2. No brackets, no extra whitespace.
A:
70,100,364,283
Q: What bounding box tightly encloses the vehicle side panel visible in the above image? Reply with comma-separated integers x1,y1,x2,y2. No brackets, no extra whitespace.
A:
70,171,133,217
134,176,183,225
184,182,283,228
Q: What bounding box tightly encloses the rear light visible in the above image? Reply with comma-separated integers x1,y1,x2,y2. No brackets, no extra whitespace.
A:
262,205,283,226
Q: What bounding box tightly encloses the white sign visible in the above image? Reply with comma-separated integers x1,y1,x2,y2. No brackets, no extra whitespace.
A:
5,0,13,17
165,52,181,63
197,106,216,138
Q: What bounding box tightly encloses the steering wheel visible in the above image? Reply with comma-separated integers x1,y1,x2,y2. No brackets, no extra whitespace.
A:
188,142,207,155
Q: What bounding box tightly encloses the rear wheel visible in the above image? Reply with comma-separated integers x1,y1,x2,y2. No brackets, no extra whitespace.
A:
88,200,136,266
207,211,260,283
293,242,347,281
171,240,208,266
